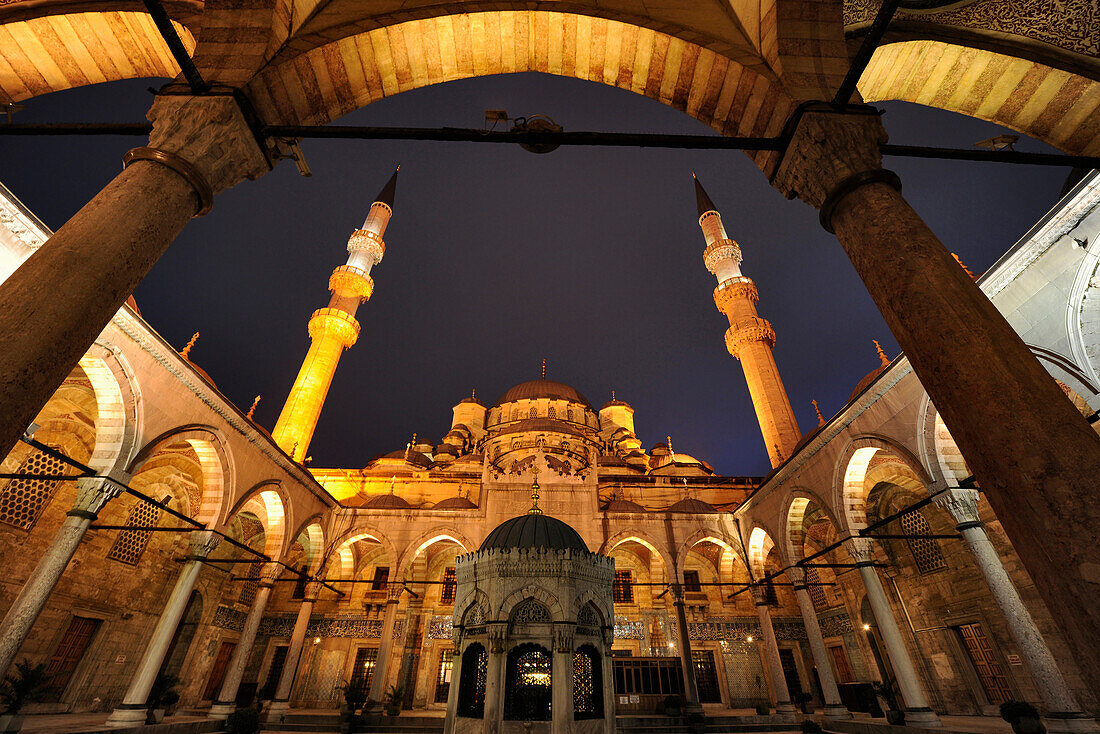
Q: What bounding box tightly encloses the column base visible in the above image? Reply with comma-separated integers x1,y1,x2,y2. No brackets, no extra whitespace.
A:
208,701,236,719
904,707,941,727
1045,713,1100,733
823,704,852,720
775,702,797,716
266,699,290,719
104,705,149,727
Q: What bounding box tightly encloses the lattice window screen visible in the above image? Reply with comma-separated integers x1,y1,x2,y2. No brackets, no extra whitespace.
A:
805,567,828,610
239,564,260,606
0,450,67,530
901,511,947,573
107,501,162,565
511,600,552,624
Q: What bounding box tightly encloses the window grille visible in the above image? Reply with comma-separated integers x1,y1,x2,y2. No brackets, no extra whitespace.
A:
457,643,487,718
529,407,537,419
567,409,575,423
613,571,634,604
572,646,603,719
372,566,390,590
683,570,702,593
239,564,260,606
435,649,454,703
348,647,378,694
504,644,552,720
441,567,457,604
107,500,161,565
577,605,600,628
805,567,828,611
464,604,485,627
900,510,947,573
548,405,556,418
0,449,66,530
511,599,552,624
692,650,721,703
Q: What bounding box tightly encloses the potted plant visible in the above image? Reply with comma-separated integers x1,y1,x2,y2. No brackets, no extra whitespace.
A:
662,694,682,717
382,684,404,717
795,692,814,715
145,673,181,724
755,702,771,716
1001,701,1046,734
801,720,823,733
0,661,54,733
225,704,261,734
871,680,904,725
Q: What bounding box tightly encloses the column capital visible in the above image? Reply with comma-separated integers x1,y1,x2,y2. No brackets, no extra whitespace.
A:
934,487,982,526
137,94,272,215
189,530,221,559
786,566,806,587
258,562,282,588
843,537,876,564
770,106,900,232
554,622,574,653
303,581,323,601
69,476,125,519
750,586,768,607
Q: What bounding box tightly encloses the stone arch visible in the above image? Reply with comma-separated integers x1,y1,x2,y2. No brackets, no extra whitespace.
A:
571,588,612,624
497,586,563,621
746,525,780,577
834,434,933,533
859,40,1100,155
79,343,141,474
0,11,196,103
395,527,475,580
460,590,491,626
289,514,327,574
327,523,397,581
225,480,289,558
599,529,674,575
128,425,232,525
782,488,845,563
674,528,744,582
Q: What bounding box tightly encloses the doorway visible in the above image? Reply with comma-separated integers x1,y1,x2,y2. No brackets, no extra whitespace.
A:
44,615,101,700
203,641,237,701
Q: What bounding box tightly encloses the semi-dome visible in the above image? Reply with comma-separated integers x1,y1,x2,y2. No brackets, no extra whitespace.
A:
364,493,413,509
434,496,478,510
494,379,591,408
480,514,589,552
601,498,646,513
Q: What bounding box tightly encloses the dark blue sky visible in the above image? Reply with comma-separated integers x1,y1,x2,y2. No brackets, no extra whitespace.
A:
0,72,1067,476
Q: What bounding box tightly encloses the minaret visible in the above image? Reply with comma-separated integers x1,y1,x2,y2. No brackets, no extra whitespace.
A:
694,173,800,468
272,168,398,460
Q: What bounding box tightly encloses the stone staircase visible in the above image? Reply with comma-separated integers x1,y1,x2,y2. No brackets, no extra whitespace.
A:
262,711,446,734
617,714,801,734
262,710,342,733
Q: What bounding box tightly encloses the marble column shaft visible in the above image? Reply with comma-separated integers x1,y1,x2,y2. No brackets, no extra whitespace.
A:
485,624,506,734
268,581,321,715
107,531,220,725
753,593,795,715
209,562,280,719
771,105,1100,692
789,569,848,718
0,477,123,678
367,595,400,703
672,586,701,709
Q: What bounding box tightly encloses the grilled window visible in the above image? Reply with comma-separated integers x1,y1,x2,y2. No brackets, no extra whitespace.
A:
0,449,66,530
504,644,552,720
613,571,634,604
901,510,947,573
291,565,308,599
573,645,603,719
441,567,457,604
435,649,454,703
106,499,162,565
805,567,828,611
511,599,552,625
239,563,260,606
457,643,488,718
683,570,702,593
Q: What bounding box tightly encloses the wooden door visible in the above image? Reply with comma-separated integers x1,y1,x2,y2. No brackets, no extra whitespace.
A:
204,641,237,701
958,623,1012,704
827,645,854,683
44,616,100,699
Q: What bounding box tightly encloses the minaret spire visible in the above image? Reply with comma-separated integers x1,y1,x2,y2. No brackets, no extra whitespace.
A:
693,173,800,468
272,168,399,460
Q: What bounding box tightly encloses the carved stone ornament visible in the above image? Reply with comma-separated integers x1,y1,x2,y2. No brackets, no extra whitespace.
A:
258,562,282,588
304,581,323,601
554,623,574,653
189,529,222,559
488,623,507,654
770,107,888,209
843,537,876,564
725,318,777,358
70,476,125,517
145,94,271,197
714,277,758,311
934,488,981,525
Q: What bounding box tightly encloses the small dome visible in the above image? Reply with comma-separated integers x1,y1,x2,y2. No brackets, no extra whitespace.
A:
380,450,433,468
480,514,589,552
364,493,413,509
459,395,484,405
434,496,478,510
600,397,631,410
494,379,591,408
667,498,719,514
849,365,887,402
602,498,646,513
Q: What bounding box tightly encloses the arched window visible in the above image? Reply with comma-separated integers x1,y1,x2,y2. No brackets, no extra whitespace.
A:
567,408,575,423
504,644,552,720
107,498,162,565
457,643,488,718
529,407,538,419
573,645,603,719
0,448,67,530
548,405,557,418
901,510,947,573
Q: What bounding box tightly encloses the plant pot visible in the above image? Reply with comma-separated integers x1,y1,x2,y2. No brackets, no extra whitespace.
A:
1011,717,1046,734
801,703,814,714
146,709,166,725
0,714,24,733
885,710,906,725
384,706,400,717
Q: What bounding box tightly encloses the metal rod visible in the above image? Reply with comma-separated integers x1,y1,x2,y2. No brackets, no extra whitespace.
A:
0,124,152,135
834,0,901,107
18,436,96,474
867,533,960,540
89,525,192,531
139,0,207,93
881,144,1100,169
0,473,84,480
801,562,886,568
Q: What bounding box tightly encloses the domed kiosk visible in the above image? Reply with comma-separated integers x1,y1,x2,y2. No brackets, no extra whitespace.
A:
444,483,615,734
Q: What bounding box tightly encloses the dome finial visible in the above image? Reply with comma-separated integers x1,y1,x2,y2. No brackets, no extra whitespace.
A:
541,358,546,379
873,340,890,367
812,399,825,426
246,395,261,420
611,390,615,401
180,331,199,359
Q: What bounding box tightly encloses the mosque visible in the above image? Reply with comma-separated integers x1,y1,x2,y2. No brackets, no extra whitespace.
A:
2,0,1100,731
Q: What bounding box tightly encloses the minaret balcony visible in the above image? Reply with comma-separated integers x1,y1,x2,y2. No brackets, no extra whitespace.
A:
347,228,386,265
308,307,361,348
329,265,375,301
724,317,776,359
703,239,742,274
714,276,759,310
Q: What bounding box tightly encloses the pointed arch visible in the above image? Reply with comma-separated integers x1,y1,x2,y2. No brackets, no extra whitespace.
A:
128,424,232,525
747,525,780,577
782,488,844,564
834,434,933,534
599,529,674,574
395,527,475,580
80,343,141,474
289,514,327,574
498,586,563,621
224,480,289,558
674,528,744,581
327,523,397,580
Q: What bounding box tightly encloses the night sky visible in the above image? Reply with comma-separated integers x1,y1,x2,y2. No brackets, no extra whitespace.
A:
1,72,1068,477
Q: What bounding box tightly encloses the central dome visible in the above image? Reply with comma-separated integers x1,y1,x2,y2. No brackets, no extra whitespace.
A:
494,379,591,408
480,514,589,552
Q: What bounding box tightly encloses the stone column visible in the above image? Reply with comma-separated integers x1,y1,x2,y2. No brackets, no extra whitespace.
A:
937,490,1097,732
485,624,507,734
367,588,402,705
788,568,849,719
552,624,574,734
0,94,271,461
771,103,1100,692
442,635,464,734
107,531,221,726
394,597,424,709
0,476,124,677
671,584,701,713
751,589,796,716
209,562,281,719
267,581,322,718
845,540,939,726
